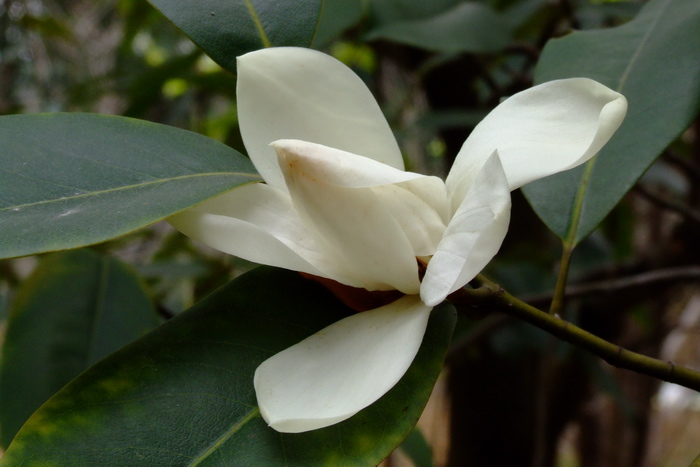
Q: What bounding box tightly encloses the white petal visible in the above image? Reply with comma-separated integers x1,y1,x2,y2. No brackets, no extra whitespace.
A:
254,295,433,433
421,152,511,306
373,181,448,257
445,78,628,205
274,140,450,258
237,47,403,189
276,142,430,293
272,139,420,188
168,183,359,285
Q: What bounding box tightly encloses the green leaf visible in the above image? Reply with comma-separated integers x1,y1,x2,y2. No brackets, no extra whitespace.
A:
370,0,460,23
523,0,700,244
0,249,160,448
366,3,512,54
399,428,434,467
147,0,323,74
0,113,259,259
2,267,456,465
314,0,364,47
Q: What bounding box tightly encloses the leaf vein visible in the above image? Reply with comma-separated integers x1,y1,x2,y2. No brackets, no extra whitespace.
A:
244,0,271,47
189,407,261,465
0,173,261,213
617,0,670,91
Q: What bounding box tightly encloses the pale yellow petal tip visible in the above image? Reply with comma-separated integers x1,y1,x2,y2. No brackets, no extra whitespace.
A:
603,92,628,128
269,138,299,149
420,291,445,308
257,388,356,433
268,139,309,158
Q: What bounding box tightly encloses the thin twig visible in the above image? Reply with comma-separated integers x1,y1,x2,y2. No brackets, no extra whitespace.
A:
663,151,700,184
549,244,574,315
450,275,700,392
523,265,700,305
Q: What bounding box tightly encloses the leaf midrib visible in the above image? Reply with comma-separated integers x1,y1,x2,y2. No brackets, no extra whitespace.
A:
566,0,671,245
616,0,669,92
0,172,261,213
188,407,261,466
244,0,271,48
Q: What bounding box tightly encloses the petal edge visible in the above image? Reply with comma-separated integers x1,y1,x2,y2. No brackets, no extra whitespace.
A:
254,295,433,433
446,78,627,206
237,47,404,189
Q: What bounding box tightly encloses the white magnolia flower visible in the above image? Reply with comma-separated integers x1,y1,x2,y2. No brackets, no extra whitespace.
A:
169,47,627,433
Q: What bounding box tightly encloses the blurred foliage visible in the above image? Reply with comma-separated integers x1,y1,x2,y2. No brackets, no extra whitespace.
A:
0,0,239,145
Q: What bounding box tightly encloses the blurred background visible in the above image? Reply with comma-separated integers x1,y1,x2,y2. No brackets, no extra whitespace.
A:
1,0,699,465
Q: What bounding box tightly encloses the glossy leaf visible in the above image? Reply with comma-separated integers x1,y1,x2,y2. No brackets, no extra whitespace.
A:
523,0,700,243
0,249,160,448
147,0,323,74
0,113,259,259
366,2,512,54
2,267,456,465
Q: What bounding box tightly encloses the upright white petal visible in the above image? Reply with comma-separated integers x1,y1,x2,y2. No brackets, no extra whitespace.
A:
273,139,450,259
446,78,627,206
422,153,511,306
373,181,448,257
254,295,433,433
237,47,403,189
275,141,429,293
168,183,361,286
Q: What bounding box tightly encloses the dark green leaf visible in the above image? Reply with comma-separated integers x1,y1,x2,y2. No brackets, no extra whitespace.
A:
2,267,456,465
366,3,512,54
0,249,160,448
370,0,460,23
147,0,323,74
314,0,364,47
523,0,700,244
0,113,259,259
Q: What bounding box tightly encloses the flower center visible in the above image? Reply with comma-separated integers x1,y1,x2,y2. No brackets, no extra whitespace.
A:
301,273,405,312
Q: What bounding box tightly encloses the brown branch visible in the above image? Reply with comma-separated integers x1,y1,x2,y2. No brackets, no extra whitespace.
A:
449,275,700,392
523,265,700,306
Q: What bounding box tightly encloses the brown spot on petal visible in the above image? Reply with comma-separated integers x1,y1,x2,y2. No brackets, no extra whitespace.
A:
417,257,429,281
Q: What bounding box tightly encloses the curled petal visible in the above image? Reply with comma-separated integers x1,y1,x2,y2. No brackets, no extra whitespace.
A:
446,78,628,206
373,181,448,257
237,47,403,189
274,140,450,258
276,141,434,293
271,139,422,188
254,295,433,433
421,152,511,306
168,183,360,286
